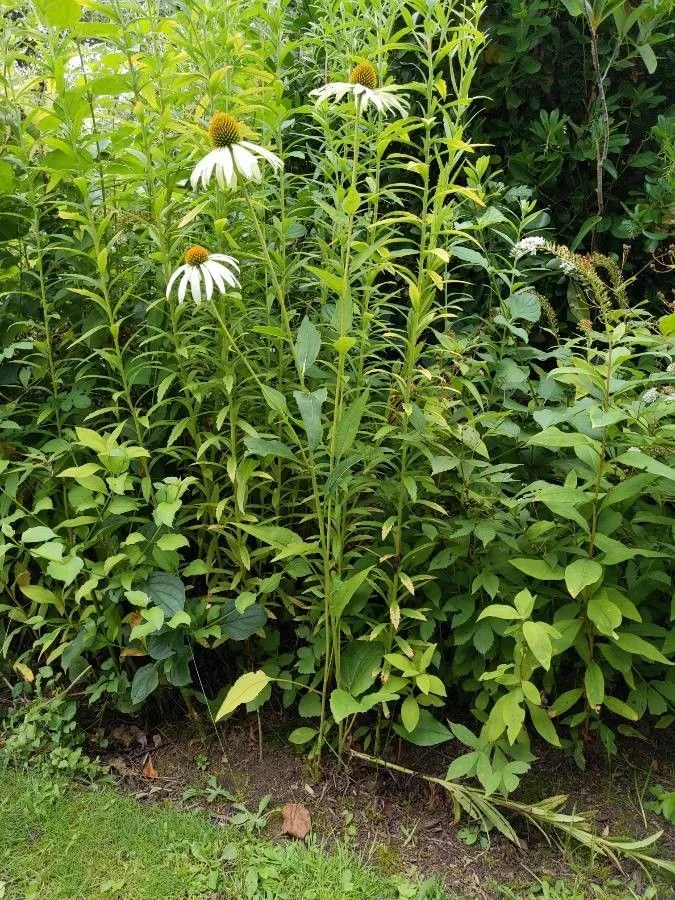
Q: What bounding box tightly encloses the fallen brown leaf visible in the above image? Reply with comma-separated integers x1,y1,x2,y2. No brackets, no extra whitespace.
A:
107,756,132,777
280,803,311,840
142,755,158,778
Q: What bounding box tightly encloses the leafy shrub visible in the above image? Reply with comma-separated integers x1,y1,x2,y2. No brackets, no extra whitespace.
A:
0,0,672,800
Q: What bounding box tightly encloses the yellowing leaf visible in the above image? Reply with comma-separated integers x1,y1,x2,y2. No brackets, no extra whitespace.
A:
215,670,272,721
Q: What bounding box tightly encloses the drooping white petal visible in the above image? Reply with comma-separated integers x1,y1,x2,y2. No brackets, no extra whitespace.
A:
178,270,191,304
240,141,283,171
216,147,235,188
209,260,239,289
199,150,219,189
189,266,202,304
231,143,260,182
210,253,240,270
166,264,187,297
200,263,214,301
310,82,354,104
205,260,227,294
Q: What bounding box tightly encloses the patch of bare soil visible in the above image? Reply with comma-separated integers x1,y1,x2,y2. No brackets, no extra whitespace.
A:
94,708,674,898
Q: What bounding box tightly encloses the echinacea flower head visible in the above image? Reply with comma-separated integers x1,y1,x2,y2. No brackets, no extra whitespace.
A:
190,112,282,191
310,60,409,118
166,245,240,304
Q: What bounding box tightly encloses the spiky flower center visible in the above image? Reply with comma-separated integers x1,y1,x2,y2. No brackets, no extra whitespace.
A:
208,112,242,148
350,62,377,90
184,245,209,266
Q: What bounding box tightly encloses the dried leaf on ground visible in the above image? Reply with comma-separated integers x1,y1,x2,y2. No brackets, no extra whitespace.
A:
142,755,158,778
280,802,311,839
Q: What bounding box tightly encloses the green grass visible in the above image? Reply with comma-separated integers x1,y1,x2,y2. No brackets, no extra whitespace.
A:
0,771,446,900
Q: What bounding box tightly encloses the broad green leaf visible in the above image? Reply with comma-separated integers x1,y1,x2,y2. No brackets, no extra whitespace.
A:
131,664,159,705
587,591,622,637
565,558,602,598
528,427,596,449
341,640,384,696
244,437,295,460
331,567,372,621
393,709,452,746
449,243,489,269
510,558,565,580
329,689,364,723
215,671,272,720
220,599,267,640
450,722,479,749
548,688,583,717
584,661,605,707
293,388,327,450
142,572,185,617
295,316,321,375
401,695,420,732
613,632,673,666
157,534,189,551
47,555,84,587
523,621,553,670
526,701,561,747
507,290,540,323
22,526,57,543
604,695,639,721
20,584,59,605
288,727,317,744
35,0,81,28
477,604,519,621
446,751,478,780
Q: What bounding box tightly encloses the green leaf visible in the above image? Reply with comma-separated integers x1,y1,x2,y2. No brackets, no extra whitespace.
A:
333,391,368,459
394,709,453,746
244,437,295,460
446,751,478,780
142,572,185,617
618,450,675,483
528,427,596,449
604,695,639,721
19,584,59,606
35,0,81,28
548,688,583,718
526,702,561,747
130,606,165,641
47,555,84,587
220,598,267,640
477,604,520,621
293,388,327,450
613,632,673,666
288,727,318,745
584,661,605,707
341,640,384,696
450,722,479,749
637,44,657,74
330,689,364,723
449,243,489,269
507,290,541,323
157,534,189,551
22,526,57,543
215,671,272,721
295,316,321,374
510,558,565,580
523,621,553,670
131,664,159,705
564,559,602,598
331,567,372,621
401,695,420,732
587,591,622,637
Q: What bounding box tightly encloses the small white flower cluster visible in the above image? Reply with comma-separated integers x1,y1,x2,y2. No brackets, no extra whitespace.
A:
512,236,547,258
642,387,659,405
560,259,577,275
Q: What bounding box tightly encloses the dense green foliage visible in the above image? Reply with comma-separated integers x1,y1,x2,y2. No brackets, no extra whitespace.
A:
1,0,673,798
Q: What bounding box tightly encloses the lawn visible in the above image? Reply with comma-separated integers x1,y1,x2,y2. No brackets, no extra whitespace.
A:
0,770,446,900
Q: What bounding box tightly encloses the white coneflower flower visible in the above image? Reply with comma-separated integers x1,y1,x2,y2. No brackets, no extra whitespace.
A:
166,246,240,304
310,62,409,118
512,236,547,258
190,113,282,191
641,387,659,406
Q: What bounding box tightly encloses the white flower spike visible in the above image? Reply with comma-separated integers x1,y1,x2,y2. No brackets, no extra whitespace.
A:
191,112,282,191
166,246,240,305
310,62,409,118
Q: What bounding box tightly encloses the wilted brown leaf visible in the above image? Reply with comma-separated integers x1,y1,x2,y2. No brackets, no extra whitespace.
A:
280,803,311,840
142,755,158,778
